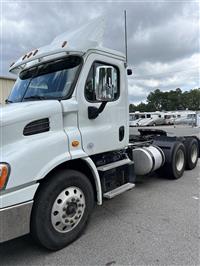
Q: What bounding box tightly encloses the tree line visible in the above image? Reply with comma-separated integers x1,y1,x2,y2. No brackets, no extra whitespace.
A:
129,88,200,112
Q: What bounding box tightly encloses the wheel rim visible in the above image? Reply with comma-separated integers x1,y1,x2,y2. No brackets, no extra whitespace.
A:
176,149,184,172
191,144,198,164
51,186,85,233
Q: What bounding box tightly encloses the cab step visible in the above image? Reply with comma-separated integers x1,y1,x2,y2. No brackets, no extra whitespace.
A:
97,158,132,172
103,182,135,199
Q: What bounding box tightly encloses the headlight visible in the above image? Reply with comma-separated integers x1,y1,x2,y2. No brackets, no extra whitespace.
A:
0,163,10,190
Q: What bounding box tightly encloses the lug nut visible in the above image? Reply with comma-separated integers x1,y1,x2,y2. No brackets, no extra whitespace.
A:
65,219,69,223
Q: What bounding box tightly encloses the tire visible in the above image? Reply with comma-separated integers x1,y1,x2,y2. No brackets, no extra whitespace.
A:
184,137,199,170
160,142,186,179
30,169,94,250
169,142,186,179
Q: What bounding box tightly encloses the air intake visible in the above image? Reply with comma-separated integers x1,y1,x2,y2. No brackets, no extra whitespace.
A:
23,118,50,136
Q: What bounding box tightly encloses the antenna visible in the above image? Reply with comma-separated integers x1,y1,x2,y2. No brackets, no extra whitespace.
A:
124,10,128,67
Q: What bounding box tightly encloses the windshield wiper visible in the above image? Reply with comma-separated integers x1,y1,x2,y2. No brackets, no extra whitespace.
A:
23,95,47,101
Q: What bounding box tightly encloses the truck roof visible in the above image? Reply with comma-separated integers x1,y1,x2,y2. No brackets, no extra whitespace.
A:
9,45,126,75
9,17,126,74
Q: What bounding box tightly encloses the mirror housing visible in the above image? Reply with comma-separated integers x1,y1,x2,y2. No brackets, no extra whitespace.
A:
95,66,115,102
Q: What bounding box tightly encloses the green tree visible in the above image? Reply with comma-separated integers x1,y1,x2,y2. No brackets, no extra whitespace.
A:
129,88,200,112
147,89,163,110
187,89,200,110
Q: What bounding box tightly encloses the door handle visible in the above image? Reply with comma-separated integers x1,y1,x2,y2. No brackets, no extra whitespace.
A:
119,126,125,141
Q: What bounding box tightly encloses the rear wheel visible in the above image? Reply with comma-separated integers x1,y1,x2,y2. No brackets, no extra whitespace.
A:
185,137,199,170
169,142,186,179
31,169,94,250
160,142,186,179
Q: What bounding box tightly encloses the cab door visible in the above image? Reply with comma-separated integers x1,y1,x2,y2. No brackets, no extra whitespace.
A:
77,53,129,156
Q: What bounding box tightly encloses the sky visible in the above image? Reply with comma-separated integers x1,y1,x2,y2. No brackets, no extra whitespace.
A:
1,0,200,104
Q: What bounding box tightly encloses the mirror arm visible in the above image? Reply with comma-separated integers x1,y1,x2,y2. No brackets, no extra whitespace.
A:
98,102,107,114
88,102,107,120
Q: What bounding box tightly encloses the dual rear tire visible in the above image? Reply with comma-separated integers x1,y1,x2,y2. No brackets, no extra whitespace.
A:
185,137,199,170
166,142,186,179
159,137,199,179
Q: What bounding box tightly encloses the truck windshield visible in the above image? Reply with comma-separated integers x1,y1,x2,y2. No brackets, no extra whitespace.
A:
7,55,82,103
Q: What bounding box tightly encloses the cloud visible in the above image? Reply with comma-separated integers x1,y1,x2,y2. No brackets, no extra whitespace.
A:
128,83,149,105
1,1,199,104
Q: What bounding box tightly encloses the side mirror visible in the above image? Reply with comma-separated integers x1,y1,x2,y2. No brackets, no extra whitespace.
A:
95,66,115,102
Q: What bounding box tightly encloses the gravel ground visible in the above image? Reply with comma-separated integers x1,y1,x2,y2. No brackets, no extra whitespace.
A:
0,127,199,266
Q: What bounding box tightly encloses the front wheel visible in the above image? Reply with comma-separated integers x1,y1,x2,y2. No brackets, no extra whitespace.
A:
31,169,94,250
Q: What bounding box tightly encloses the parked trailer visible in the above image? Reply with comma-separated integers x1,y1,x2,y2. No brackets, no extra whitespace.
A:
0,23,199,251
164,112,177,125
129,113,146,126
137,113,165,126
175,111,197,126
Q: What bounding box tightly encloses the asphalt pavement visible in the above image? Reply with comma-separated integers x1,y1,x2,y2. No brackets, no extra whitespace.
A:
0,126,199,266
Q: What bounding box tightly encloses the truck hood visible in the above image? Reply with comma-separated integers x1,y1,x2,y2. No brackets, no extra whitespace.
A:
0,100,64,152
0,100,61,127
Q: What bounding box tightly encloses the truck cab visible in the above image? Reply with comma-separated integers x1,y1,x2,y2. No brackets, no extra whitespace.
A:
0,41,135,249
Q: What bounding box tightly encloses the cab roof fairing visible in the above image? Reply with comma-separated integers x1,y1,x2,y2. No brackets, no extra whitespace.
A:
9,16,126,75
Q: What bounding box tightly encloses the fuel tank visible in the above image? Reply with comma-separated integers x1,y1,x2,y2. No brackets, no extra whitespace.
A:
132,145,165,175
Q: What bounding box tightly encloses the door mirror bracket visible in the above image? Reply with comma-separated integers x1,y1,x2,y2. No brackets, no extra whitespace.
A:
88,102,107,120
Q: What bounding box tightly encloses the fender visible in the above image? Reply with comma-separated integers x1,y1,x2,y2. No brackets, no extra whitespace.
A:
81,157,102,205
36,156,102,205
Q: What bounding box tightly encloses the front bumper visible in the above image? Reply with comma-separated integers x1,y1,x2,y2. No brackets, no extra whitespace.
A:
0,201,33,243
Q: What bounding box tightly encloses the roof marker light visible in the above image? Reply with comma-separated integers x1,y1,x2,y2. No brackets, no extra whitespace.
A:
33,49,38,56
27,52,33,58
62,41,67,48
22,54,27,60
10,62,15,67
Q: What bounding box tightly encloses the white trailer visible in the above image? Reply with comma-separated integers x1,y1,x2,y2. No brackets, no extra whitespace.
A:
0,22,199,251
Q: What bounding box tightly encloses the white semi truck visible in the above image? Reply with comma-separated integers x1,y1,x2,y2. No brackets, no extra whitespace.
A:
0,24,199,251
